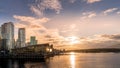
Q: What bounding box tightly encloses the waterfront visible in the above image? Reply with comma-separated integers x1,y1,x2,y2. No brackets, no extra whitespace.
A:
1,52,120,68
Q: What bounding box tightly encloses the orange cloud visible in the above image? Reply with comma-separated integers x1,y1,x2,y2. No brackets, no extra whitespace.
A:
13,15,64,45
86,0,101,3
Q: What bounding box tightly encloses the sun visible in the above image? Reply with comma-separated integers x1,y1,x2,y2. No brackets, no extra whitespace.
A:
66,36,80,45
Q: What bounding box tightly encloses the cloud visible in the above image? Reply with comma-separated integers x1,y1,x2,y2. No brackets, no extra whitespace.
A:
13,15,64,44
13,15,49,31
81,12,97,19
13,0,64,45
13,15,50,24
75,34,120,49
88,13,96,18
68,0,101,4
86,0,101,3
117,11,120,15
58,34,120,50
13,14,120,49
103,8,118,15
69,0,76,3
101,34,120,40
12,0,120,48
30,6,44,17
30,0,62,17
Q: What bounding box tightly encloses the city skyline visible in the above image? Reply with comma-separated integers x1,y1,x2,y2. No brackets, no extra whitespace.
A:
0,22,39,50
1,0,120,49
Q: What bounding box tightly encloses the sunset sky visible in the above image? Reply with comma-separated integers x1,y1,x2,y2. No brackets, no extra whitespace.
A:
1,0,120,49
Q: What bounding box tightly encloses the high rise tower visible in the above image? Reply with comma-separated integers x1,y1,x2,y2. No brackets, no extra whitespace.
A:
18,28,26,47
30,36,37,45
1,22,14,50
0,27,2,39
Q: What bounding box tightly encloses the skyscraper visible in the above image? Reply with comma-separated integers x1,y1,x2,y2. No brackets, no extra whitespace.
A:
0,27,2,39
30,36,37,45
18,28,26,47
1,22,14,50
0,27,2,49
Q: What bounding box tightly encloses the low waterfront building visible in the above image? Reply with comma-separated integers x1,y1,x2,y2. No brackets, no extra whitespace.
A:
12,43,53,55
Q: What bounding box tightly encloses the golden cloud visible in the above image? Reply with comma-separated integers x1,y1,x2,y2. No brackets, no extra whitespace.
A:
13,15,64,45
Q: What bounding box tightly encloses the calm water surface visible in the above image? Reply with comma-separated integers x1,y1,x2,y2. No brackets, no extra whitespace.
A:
0,53,120,68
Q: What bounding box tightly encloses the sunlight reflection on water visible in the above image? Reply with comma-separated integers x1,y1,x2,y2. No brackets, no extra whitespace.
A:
1,53,120,68
70,52,75,68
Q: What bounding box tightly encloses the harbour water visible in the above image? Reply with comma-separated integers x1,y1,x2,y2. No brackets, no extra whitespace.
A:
0,52,120,68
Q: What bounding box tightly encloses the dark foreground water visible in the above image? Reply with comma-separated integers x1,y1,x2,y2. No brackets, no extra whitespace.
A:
0,52,120,68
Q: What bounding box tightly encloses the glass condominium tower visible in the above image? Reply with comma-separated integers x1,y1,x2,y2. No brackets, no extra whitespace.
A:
1,22,14,50
18,28,26,47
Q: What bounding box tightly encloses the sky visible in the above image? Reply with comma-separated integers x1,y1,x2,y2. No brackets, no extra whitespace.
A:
1,0,120,49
